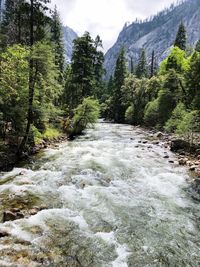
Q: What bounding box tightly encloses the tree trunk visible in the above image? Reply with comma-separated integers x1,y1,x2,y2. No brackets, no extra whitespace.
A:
18,0,34,155
150,50,155,78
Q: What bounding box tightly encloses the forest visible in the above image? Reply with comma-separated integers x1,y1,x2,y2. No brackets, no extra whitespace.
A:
0,1,200,266
0,0,199,165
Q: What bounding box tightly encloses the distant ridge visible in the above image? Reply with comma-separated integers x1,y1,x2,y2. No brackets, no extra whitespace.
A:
104,0,200,79
63,25,78,63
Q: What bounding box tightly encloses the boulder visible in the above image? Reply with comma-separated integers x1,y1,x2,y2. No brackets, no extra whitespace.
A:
3,211,17,222
178,158,187,165
0,231,9,238
163,155,169,159
152,140,159,145
170,139,190,152
190,165,196,171
155,132,164,138
3,210,24,222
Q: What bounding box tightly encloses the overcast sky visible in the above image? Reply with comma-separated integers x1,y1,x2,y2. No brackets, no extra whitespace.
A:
50,0,176,51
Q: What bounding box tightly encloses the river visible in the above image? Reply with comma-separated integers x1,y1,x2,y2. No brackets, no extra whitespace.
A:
0,122,199,267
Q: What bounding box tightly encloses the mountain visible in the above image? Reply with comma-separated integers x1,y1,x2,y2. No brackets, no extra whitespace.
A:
104,0,200,79
63,25,78,63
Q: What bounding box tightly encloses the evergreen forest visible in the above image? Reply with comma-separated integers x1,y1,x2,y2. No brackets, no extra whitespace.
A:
0,0,199,162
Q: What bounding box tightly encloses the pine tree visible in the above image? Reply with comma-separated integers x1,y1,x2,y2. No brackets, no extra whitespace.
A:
195,40,200,52
0,0,3,22
136,48,148,78
1,0,50,49
130,57,134,74
112,47,127,122
67,32,104,110
70,32,95,108
51,6,65,83
150,50,155,78
93,35,105,99
1,0,25,46
174,23,186,51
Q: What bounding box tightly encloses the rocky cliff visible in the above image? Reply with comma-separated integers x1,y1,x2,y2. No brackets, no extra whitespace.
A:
104,0,200,79
63,25,78,63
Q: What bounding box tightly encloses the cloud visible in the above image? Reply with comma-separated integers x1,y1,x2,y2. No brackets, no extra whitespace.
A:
50,0,176,51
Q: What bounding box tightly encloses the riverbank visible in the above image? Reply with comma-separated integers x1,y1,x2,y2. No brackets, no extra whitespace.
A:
0,135,68,172
1,124,200,192
0,122,200,266
139,127,200,194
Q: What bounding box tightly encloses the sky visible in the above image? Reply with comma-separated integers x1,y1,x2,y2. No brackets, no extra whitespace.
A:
49,0,177,51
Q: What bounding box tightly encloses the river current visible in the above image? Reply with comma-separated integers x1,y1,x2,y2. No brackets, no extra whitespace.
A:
0,122,199,266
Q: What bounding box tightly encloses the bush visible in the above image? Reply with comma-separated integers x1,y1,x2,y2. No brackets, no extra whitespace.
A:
125,105,135,124
43,128,61,140
164,102,187,133
67,97,100,137
176,110,200,144
144,99,159,126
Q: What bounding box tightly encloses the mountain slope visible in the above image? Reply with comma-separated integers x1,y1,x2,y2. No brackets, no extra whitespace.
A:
63,25,78,63
104,0,200,79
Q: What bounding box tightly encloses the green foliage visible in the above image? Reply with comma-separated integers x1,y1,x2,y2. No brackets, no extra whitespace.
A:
174,23,186,51
43,127,61,140
186,50,200,109
50,6,65,83
111,47,127,123
195,40,200,52
176,110,200,144
144,99,159,126
65,32,104,110
0,0,51,49
125,105,135,124
0,45,29,134
67,97,100,137
136,48,148,78
31,125,61,144
159,47,189,74
0,42,62,143
146,76,162,101
31,125,43,144
164,102,187,133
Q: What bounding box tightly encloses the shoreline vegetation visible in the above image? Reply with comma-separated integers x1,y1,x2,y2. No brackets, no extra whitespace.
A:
0,1,199,193
1,122,199,195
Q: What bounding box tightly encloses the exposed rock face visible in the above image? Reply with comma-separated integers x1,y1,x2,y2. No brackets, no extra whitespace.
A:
63,25,78,63
104,0,200,79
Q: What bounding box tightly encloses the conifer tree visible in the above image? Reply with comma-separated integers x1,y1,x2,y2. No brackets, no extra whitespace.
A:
67,32,104,110
112,47,127,122
1,0,25,46
51,6,65,83
174,23,186,51
136,48,148,78
195,40,200,52
130,57,134,74
150,50,155,78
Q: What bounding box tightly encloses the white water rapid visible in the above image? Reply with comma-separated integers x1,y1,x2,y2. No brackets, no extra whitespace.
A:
0,123,199,267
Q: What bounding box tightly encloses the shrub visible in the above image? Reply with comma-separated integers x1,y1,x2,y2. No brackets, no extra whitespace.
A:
125,105,135,124
67,97,100,137
144,99,159,126
176,110,200,144
164,102,187,132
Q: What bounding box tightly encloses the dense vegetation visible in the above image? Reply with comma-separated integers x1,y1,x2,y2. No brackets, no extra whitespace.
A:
0,0,102,158
0,0,199,163
103,24,200,145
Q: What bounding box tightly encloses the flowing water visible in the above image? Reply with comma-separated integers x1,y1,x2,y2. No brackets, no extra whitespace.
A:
0,122,200,267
